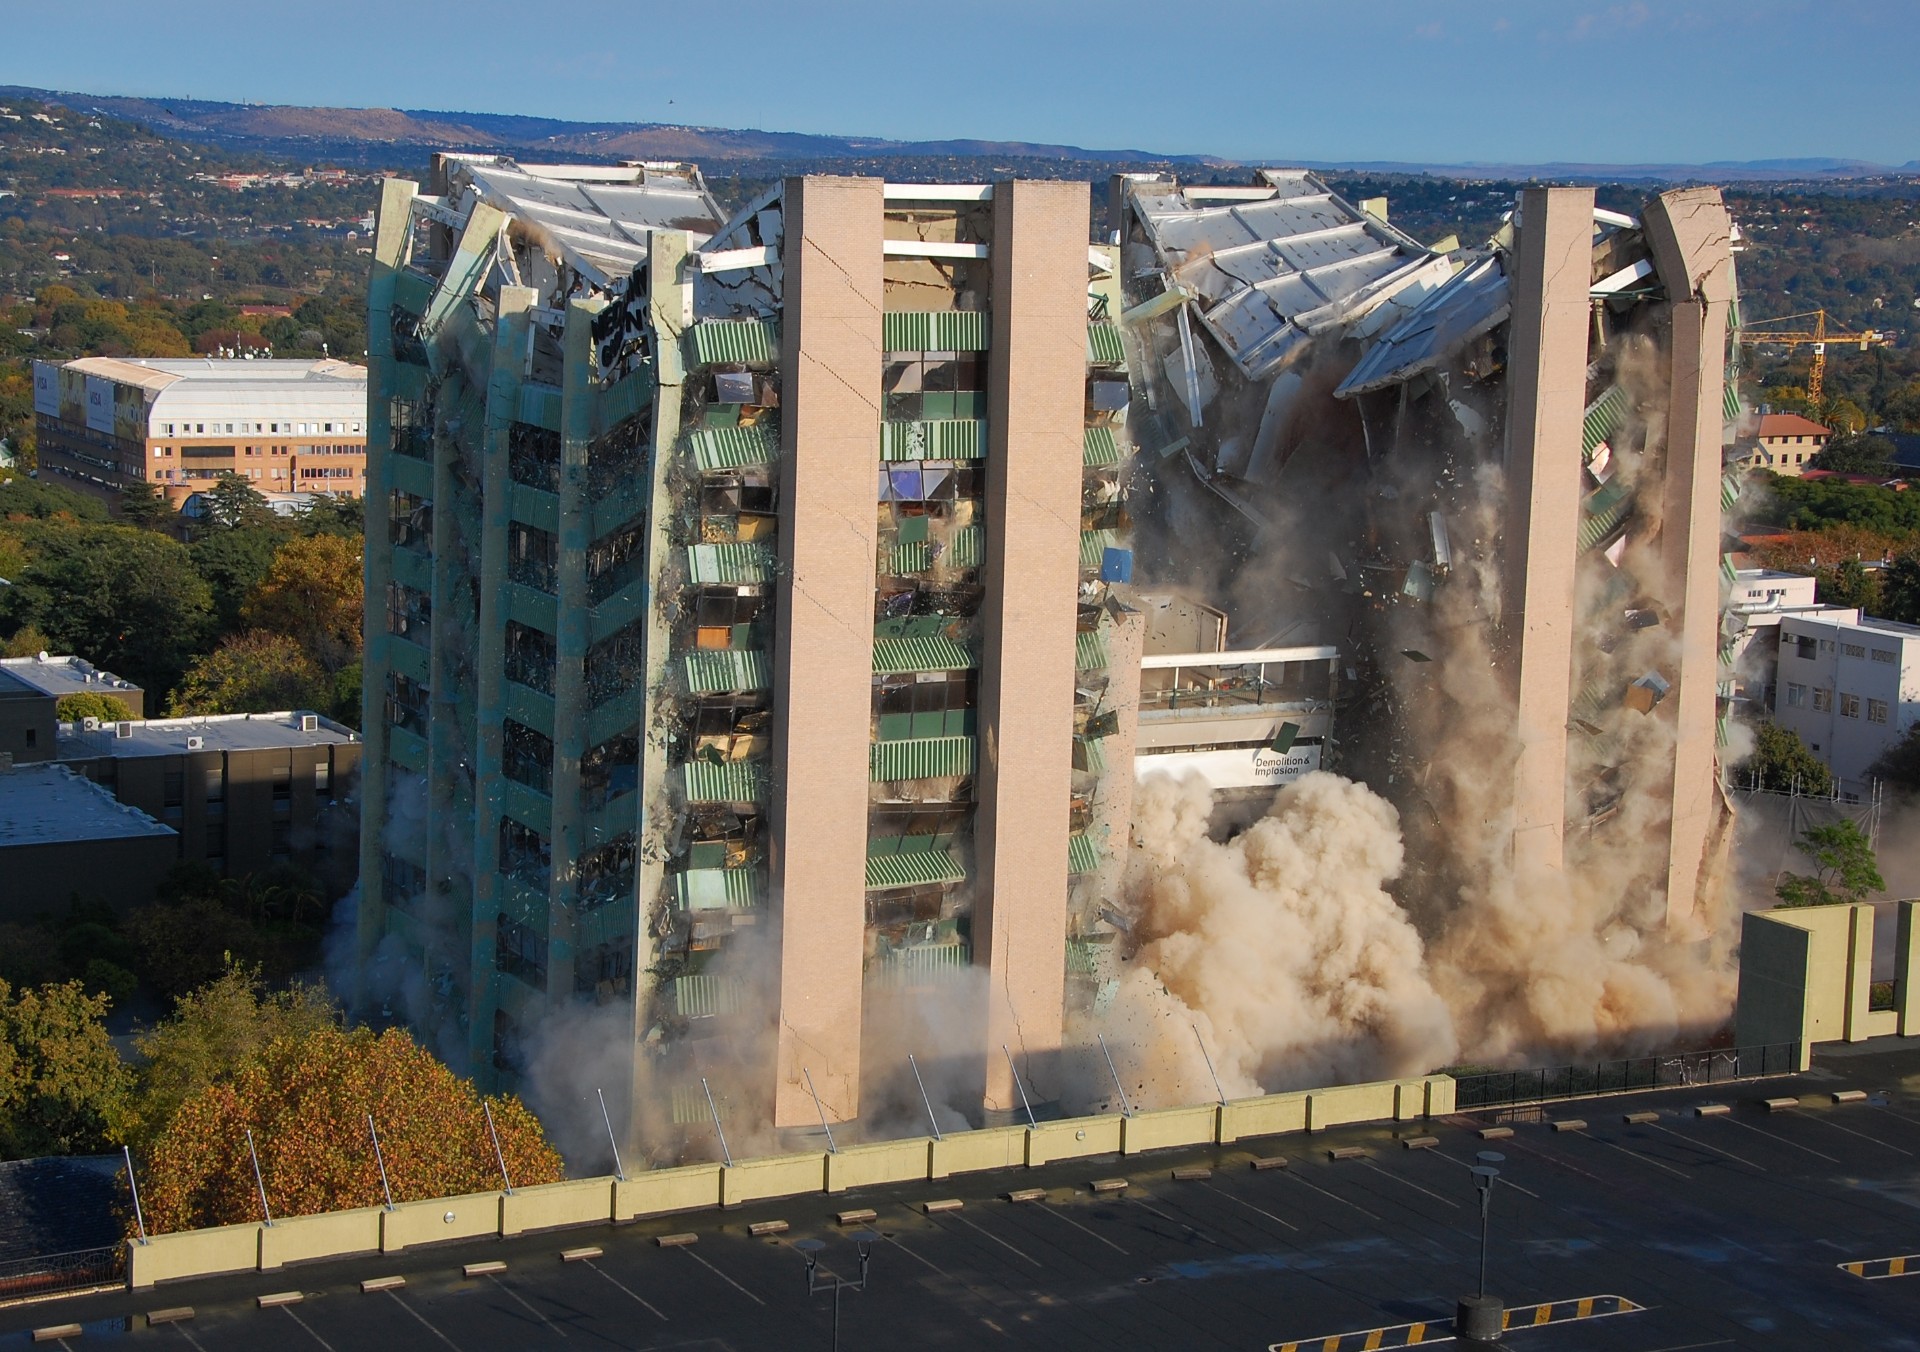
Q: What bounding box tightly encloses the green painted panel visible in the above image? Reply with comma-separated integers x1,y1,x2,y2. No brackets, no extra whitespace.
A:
882,310,989,352
1074,735,1107,775
683,649,771,695
390,453,434,499
674,973,744,1017
687,320,777,367
503,680,553,736
681,759,768,804
391,269,432,317
388,637,430,686
870,735,976,781
517,382,563,432
1075,630,1109,671
1578,480,1634,553
390,545,432,594
388,724,427,773
1080,529,1117,569
509,484,560,534
1083,425,1121,467
864,847,967,890
874,942,971,984
881,419,986,461
1583,385,1626,459
890,522,982,574
1067,833,1100,875
1086,322,1124,366
672,868,763,910
685,542,774,586
689,423,779,471
872,633,979,673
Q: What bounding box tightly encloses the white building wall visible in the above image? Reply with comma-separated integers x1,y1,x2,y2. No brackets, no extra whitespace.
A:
1775,613,1920,791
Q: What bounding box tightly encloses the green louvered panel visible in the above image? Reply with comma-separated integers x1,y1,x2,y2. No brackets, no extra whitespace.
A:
670,1085,728,1124
1721,553,1739,585
674,974,744,1018
1716,714,1730,748
873,634,979,673
683,649,770,695
687,319,777,366
870,735,976,781
690,423,779,471
1583,385,1626,459
865,847,966,890
881,419,986,461
891,524,982,574
672,868,762,910
875,942,972,984
1083,425,1121,467
1074,735,1107,775
1578,480,1633,552
1723,379,1742,424
1086,322,1125,365
1720,470,1745,514
1067,834,1101,875
681,759,768,804
1075,629,1109,671
685,542,774,585
883,310,990,352
516,383,562,432
1080,529,1118,569
1067,940,1098,976
391,269,433,317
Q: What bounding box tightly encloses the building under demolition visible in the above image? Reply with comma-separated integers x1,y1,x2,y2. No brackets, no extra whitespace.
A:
359,158,1739,1155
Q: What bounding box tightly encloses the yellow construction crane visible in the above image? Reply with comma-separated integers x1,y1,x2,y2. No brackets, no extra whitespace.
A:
1736,308,1886,404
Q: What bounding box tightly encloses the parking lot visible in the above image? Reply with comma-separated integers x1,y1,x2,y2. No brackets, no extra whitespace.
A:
6,1040,1920,1350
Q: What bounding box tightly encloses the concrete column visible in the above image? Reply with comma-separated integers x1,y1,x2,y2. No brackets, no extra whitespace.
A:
1501,187,1593,881
1643,188,1735,932
1898,900,1920,1037
769,177,883,1129
976,179,1089,1112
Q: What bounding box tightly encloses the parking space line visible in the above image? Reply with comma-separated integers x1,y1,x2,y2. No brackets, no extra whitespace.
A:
1273,1167,1383,1222
1426,1151,1539,1200
1800,1113,1916,1157
1023,1197,1131,1255
1840,1253,1920,1279
680,1244,767,1306
1356,1160,1461,1209
384,1289,464,1352
940,1209,1045,1268
1125,1195,1227,1247
168,1323,211,1352
1501,1294,1643,1330
484,1271,567,1339
581,1258,668,1321
278,1304,339,1351
1644,1122,1767,1172
1712,1114,1840,1163
1196,1180,1298,1232
1572,1128,1694,1180
875,1227,953,1276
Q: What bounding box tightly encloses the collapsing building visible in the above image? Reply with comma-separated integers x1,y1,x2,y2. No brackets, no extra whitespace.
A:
358,156,1739,1156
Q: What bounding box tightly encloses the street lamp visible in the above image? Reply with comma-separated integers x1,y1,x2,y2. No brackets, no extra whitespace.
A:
1456,1151,1504,1342
796,1230,875,1351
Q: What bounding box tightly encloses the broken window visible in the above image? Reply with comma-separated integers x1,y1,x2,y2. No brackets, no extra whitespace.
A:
504,621,556,695
390,397,432,461
508,421,560,494
503,718,554,795
587,413,650,499
867,804,972,848
385,582,431,645
587,517,647,604
684,808,764,870
491,1008,523,1074
384,671,430,735
581,730,639,809
495,912,547,987
389,490,433,551
698,470,777,543
509,521,558,594
578,832,635,911
689,587,766,650
873,671,976,740
498,817,551,891
574,935,634,999
690,700,771,764
585,620,644,707
883,353,987,421
389,309,428,368
866,884,953,932
381,853,426,910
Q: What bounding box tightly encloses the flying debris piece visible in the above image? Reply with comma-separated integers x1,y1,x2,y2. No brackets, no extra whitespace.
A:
1085,709,1121,739
1401,649,1433,663
1402,560,1436,603
1099,907,1133,933
1269,721,1301,754
1094,979,1120,1016
1428,511,1453,573
1328,552,1349,583
1589,439,1615,484
712,370,755,404
1604,534,1628,568
1625,608,1661,630
1569,717,1606,738
1623,671,1672,714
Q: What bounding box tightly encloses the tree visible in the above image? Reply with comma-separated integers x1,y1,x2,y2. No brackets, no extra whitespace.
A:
1739,722,1836,796
55,692,135,723
123,863,330,1000
117,482,174,532
0,978,134,1158
130,967,337,1146
241,533,363,673
169,631,327,716
1811,432,1897,475
138,1026,564,1232
193,474,278,533
1818,558,1882,613
0,624,53,659
1869,724,1920,799
190,527,287,630
1881,554,1920,625
1776,820,1885,908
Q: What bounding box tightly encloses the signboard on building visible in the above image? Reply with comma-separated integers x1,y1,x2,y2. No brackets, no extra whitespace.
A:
83,374,115,435
1134,741,1323,791
31,361,58,418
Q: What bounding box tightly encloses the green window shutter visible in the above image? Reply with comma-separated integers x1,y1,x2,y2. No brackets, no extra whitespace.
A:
882,311,990,352
1086,322,1124,366
1721,553,1739,585
1067,834,1101,876
865,848,967,890
1075,629,1109,671
684,542,774,585
672,868,762,910
674,973,744,1017
1080,529,1118,569
1083,425,1120,467
1067,939,1098,976
1073,735,1107,775
683,649,770,695
881,419,987,461
681,760,768,804
872,634,980,674
516,383,562,432
686,319,777,367
1583,385,1626,459
1720,470,1744,514
874,942,972,987
689,422,779,471
1578,480,1633,553
870,735,976,781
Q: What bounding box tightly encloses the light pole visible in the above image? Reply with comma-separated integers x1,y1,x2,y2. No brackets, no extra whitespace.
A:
1456,1150,1504,1342
796,1230,875,1351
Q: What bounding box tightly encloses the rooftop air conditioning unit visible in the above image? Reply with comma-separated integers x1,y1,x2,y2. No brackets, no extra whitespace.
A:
81,716,100,731
299,714,319,732
185,736,204,751
114,721,134,739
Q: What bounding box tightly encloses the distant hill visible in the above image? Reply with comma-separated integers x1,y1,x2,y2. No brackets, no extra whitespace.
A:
3,86,1915,183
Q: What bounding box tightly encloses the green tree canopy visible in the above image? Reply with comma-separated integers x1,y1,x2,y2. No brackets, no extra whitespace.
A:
54,691,136,723
241,533,363,673
0,474,107,521
117,481,174,532
1869,724,1920,799
1776,820,1885,908
189,526,288,630
169,630,326,717
1739,722,1836,796
192,474,279,534
0,978,133,1159
1810,432,1897,475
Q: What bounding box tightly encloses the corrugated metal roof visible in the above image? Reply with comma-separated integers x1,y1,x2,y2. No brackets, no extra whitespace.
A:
1083,425,1121,468
871,735,976,781
685,542,774,585
883,311,989,352
680,759,767,804
1583,386,1627,459
1067,939,1098,976
873,634,979,673
690,423,778,471
1721,469,1745,514
873,942,971,985
1075,630,1109,671
674,973,743,1018
1074,735,1107,775
1335,252,1510,397
1080,529,1118,569
672,868,762,910
683,649,770,695
1067,833,1101,875
865,847,966,890
687,319,777,367
881,419,986,461
1086,323,1125,366
1579,480,1633,552
890,524,982,575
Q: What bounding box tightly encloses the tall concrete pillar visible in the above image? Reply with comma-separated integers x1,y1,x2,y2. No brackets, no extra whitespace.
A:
1502,187,1593,881
1644,188,1734,931
976,179,1089,1111
769,176,883,1129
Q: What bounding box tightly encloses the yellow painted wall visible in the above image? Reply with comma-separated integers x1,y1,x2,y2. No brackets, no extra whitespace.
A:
825,1138,930,1192
1308,1081,1399,1130
614,1164,723,1220
929,1126,1026,1178
380,1191,502,1252
1121,1104,1218,1154
1028,1114,1122,1165
258,1208,381,1269
720,1153,826,1207
499,1178,615,1235
1219,1092,1308,1142
127,1223,260,1288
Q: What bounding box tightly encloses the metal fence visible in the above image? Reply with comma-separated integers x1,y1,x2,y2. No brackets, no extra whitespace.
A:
0,1245,122,1304
1452,1043,1800,1111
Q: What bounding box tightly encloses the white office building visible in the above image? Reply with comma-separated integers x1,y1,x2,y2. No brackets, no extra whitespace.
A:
1774,611,1920,793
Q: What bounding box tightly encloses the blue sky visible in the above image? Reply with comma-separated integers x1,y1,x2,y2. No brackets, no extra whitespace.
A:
4,0,1916,166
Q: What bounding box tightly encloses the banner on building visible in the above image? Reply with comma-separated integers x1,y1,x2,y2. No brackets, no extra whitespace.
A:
32,361,59,418
1133,741,1323,791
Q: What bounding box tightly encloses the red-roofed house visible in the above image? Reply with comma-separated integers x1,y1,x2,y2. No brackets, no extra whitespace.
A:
1743,412,1831,477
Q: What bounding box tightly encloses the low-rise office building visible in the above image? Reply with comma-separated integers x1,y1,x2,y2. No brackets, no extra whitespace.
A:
0,655,144,765
0,761,177,913
32,356,368,509
1742,413,1831,477
1773,611,1920,793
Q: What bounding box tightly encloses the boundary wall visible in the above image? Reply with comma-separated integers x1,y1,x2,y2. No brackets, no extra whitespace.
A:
127,1074,1453,1287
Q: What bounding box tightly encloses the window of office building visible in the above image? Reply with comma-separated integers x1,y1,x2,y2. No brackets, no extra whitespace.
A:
1873,648,1898,664
574,935,634,999
1840,693,1861,718
503,719,554,795
1786,683,1807,708
505,622,556,695
1869,699,1890,724
1843,643,1866,659
1813,687,1833,712
1794,636,1817,660
499,817,551,889
496,913,547,986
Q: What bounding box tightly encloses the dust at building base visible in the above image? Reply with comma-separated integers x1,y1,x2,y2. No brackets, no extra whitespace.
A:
356,158,1742,1164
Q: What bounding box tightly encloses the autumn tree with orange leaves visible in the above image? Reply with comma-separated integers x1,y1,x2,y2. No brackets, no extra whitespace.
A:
137,1025,562,1232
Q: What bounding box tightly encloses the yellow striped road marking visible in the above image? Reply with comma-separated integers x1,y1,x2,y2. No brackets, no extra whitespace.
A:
1500,1294,1645,1331
1271,1298,1636,1351
1839,1254,1920,1280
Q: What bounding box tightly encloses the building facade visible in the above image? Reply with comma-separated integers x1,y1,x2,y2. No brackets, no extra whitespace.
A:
0,762,177,915
1773,612,1920,793
1743,412,1831,476
32,357,368,508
